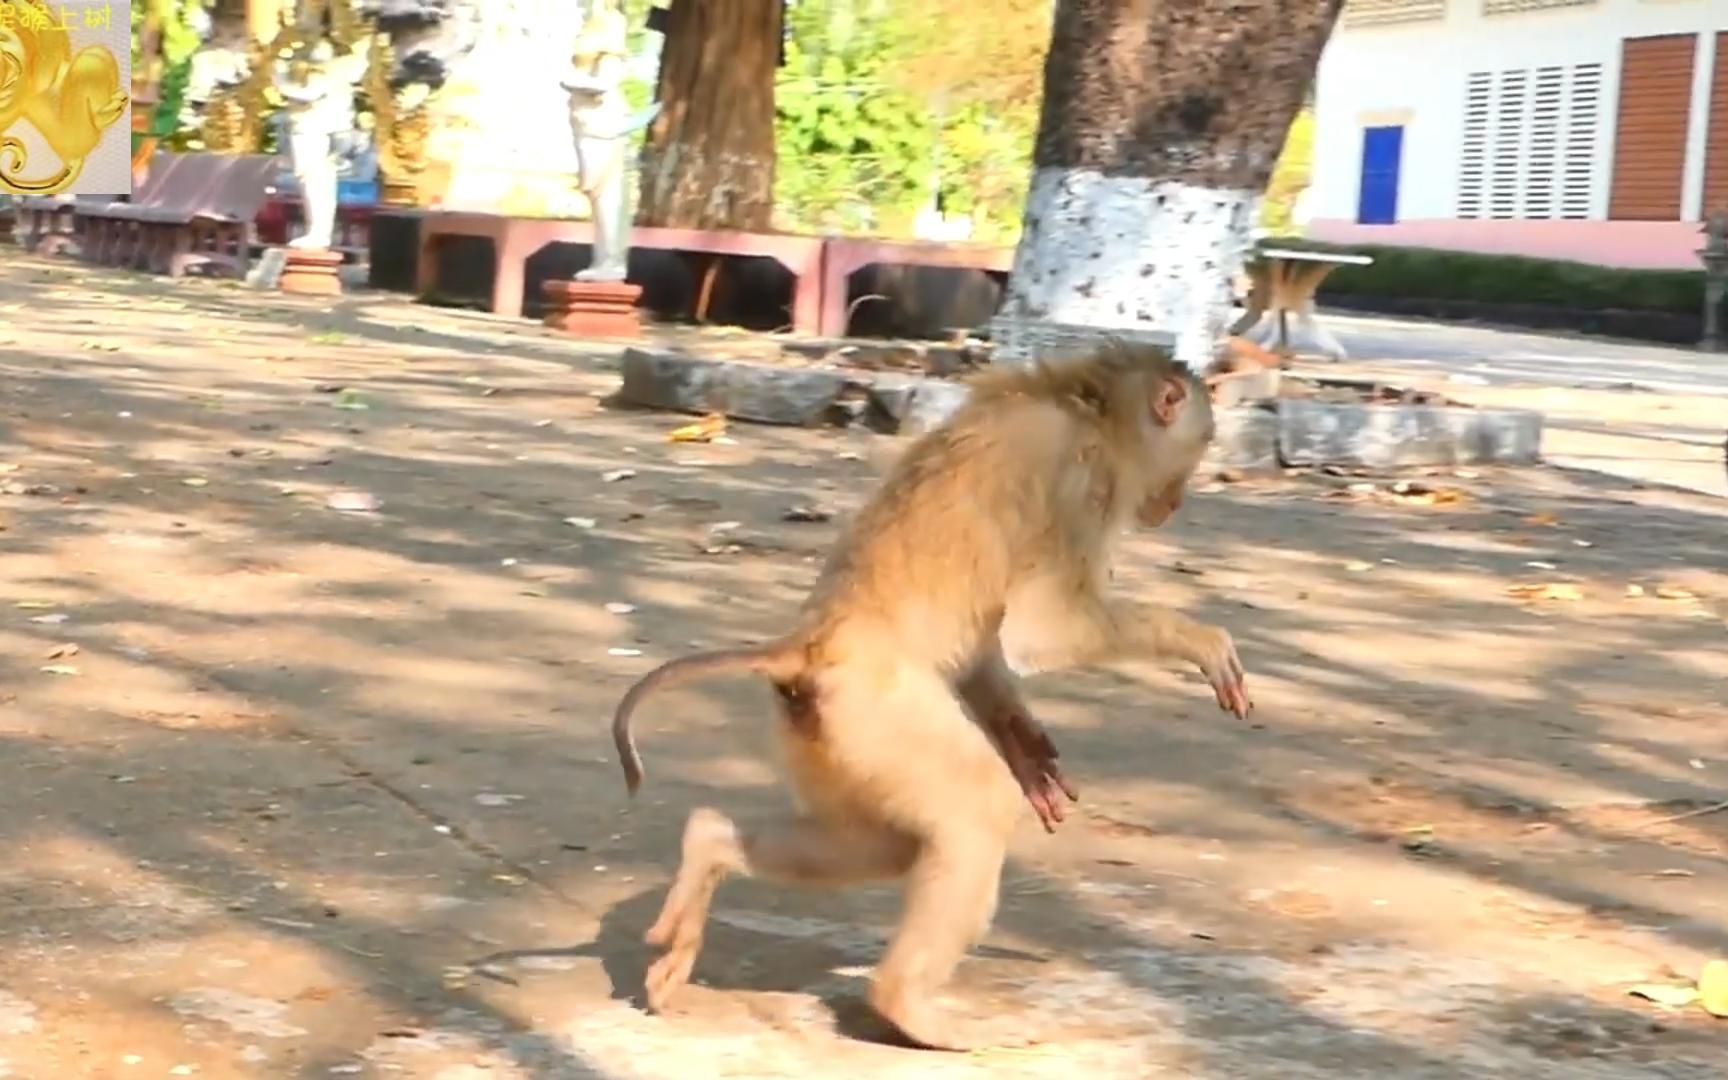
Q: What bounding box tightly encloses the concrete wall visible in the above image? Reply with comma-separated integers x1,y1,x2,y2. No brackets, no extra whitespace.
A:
1307,0,1724,268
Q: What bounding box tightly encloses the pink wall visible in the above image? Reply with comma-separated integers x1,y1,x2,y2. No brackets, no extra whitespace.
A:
1305,219,1706,270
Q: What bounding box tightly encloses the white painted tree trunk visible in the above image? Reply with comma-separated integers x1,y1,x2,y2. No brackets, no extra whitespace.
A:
998,166,1260,369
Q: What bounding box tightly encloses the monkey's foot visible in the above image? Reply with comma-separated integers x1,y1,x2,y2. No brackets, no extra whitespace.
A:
643,937,702,1013
1188,624,1251,719
870,993,1040,1052
642,808,739,1011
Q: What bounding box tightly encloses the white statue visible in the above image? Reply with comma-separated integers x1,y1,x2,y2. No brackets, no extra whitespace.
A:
273,37,369,251
562,0,660,282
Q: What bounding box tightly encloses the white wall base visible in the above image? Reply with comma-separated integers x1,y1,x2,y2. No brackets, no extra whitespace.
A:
999,167,1259,368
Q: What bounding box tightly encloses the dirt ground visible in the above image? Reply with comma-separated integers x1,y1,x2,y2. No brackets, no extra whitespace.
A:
1,255,1726,1079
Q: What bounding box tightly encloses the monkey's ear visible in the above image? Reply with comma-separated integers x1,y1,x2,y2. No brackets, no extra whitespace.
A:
1150,375,1188,426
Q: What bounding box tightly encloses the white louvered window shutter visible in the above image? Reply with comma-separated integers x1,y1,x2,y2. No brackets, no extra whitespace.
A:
1458,72,1492,218
1456,61,1603,220
1561,62,1602,219
1524,66,1564,218
1490,69,1528,219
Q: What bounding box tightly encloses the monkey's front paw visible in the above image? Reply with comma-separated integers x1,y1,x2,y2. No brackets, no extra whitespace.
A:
999,711,1078,833
1191,625,1250,719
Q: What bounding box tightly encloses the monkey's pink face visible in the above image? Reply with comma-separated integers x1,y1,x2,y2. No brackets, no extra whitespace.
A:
1135,475,1188,528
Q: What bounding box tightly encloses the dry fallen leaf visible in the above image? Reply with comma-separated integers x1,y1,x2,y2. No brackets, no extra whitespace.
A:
667,413,727,444
1506,583,1583,602
1625,584,1646,598
40,664,79,676
1629,983,1700,1009
1700,959,1728,1018
325,491,380,513
1387,482,1468,507
1523,512,1559,527
45,643,78,659
1654,585,1699,602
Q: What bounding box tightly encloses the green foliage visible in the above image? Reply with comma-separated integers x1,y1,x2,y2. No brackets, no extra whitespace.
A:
152,57,194,142
773,0,1035,240
160,0,204,65
131,0,206,144
1283,240,1704,314
774,2,933,234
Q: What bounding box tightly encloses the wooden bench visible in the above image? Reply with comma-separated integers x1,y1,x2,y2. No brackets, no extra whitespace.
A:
1231,246,1374,361
16,194,110,254
20,155,176,260
75,152,280,278
818,237,1013,337
415,210,826,332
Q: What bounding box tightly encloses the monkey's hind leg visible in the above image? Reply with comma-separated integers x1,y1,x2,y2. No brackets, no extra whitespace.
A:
809,662,1030,1051
866,825,1030,1052
642,807,916,1012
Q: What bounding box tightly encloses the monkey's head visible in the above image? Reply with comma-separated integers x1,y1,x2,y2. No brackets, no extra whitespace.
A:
1133,362,1214,529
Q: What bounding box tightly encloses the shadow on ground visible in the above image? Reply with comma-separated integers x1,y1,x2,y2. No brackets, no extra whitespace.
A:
0,257,1724,1077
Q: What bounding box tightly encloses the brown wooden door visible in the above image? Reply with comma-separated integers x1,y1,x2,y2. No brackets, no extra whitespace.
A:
1607,33,1697,221
1703,32,1728,215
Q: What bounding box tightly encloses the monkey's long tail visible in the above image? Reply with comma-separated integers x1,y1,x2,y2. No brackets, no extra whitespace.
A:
0,138,82,196
611,643,805,796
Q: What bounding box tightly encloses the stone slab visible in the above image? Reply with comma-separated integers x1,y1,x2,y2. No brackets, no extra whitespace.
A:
1206,405,1280,472
246,246,289,290
900,380,974,435
612,350,1546,469
866,374,921,429
1278,400,1544,469
618,349,851,427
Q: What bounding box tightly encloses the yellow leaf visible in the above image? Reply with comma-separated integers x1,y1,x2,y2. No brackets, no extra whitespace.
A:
1388,483,1468,507
1626,584,1646,598
668,413,728,444
1506,583,1583,601
1700,959,1728,1018
1629,983,1699,1009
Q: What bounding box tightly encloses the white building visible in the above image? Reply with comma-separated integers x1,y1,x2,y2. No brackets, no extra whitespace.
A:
1306,0,1726,269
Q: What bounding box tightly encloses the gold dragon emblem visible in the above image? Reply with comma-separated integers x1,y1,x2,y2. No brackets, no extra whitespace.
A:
0,0,128,194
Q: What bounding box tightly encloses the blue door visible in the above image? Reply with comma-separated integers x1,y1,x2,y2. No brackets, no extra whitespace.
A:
1357,125,1404,225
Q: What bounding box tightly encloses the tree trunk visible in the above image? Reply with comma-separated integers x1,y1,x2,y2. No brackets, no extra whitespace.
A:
999,0,1343,366
638,0,782,231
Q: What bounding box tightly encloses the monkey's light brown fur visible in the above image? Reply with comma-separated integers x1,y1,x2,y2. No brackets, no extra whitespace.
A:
609,342,1248,1051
